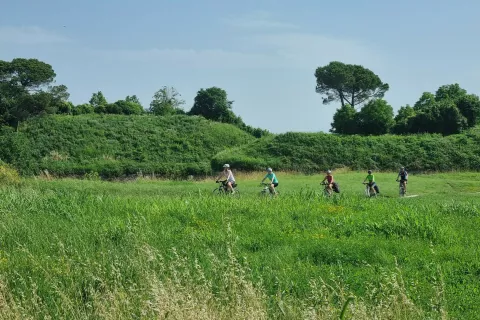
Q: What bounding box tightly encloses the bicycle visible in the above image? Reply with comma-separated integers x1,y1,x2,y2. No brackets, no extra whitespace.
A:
259,182,279,197
213,180,239,196
363,182,377,197
396,179,406,197
320,182,332,197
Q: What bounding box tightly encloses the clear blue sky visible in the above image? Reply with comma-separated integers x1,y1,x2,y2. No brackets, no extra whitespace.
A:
1,0,479,133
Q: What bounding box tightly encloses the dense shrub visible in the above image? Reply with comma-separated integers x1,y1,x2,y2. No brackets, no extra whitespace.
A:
213,128,480,173
0,162,21,186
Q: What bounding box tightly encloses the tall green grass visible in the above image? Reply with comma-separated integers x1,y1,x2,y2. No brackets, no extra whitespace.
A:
1,172,479,318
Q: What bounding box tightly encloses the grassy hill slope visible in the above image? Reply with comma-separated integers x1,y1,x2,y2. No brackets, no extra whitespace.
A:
212,128,480,172
0,114,255,178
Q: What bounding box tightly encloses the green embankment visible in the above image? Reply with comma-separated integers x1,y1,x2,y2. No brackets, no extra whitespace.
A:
0,114,255,178
212,128,480,172
2,114,480,178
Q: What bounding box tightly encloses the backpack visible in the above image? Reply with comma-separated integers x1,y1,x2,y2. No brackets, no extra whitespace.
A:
332,182,340,193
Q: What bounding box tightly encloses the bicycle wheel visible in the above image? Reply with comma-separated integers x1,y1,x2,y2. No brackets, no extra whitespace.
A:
213,188,224,195
399,185,405,197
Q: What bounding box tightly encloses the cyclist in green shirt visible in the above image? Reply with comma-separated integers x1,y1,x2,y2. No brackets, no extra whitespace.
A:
363,170,380,194
261,168,279,195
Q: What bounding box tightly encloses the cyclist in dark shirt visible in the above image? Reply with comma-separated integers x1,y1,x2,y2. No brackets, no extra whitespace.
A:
396,167,408,194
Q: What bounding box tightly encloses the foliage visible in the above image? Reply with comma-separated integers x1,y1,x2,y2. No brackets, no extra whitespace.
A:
355,99,395,135
213,127,480,172
125,94,142,106
187,87,269,137
392,105,416,134
314,61,389,108
149,86,185,115
89,91,108,113
330,104,357,134
0,58,64,128
72,103,94,115
188,87,239,124
105,100,144,115
0,114,255,177
0,58,56,90
331,99,394,135
394,84,480,135
0,162,20,185
457,94,480,127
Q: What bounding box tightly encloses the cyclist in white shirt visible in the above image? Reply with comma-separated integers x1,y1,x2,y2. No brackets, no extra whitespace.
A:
215,164,236,193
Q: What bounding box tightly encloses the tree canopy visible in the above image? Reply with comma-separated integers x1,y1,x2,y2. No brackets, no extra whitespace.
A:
0,58,62,128
315,61,389,108
188,87,240,124
149,86,185,116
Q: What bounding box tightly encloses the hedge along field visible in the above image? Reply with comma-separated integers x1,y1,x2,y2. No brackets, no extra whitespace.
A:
0,171,479,319
3,114,480,180
212,127,480,173
0,114,255,178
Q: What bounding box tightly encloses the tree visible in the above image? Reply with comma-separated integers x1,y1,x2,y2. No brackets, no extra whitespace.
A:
126,95,142,106
435,83,467,103
413,92,436,111
0,58,56,91
409,100,468,135
355,99,395,135
57,101,74,114
456,94,480,127
89,91,108,113
73,103,94,115
106,100,143,115
149,86,185,115
314,61,389,108
0,58,62,128
330,104,357,134
188,87,240,124
393,104,416,134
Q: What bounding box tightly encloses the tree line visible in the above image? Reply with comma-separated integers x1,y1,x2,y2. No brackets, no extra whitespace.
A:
2,57,479,138
0,58,268,137
315,61,480,135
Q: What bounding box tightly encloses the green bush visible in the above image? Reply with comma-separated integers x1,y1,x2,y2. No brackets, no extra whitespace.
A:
213,127,480,173
0,163,21,186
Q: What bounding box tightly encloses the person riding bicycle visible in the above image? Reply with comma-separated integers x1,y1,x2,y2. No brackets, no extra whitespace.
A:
321,170,335,194
396,167,408,193
261,167,278,194
363,169,380,194
216,164,236,193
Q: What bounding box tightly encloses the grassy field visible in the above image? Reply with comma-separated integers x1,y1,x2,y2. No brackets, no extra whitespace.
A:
1,171,479,319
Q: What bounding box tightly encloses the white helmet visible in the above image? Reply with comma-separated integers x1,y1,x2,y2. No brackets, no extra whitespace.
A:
267,167,272,172
223,164,230,168
326,170,332,174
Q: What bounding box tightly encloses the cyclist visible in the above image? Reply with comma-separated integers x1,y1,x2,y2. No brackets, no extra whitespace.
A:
321,170,335,195
396,167,408,194
261,167,278,195
215,164,236,193
363,169,380,194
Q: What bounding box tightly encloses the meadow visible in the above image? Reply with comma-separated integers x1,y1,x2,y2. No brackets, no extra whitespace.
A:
0,171,479,319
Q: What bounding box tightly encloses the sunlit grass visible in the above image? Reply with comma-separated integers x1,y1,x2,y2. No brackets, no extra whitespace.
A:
0,172,479,319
